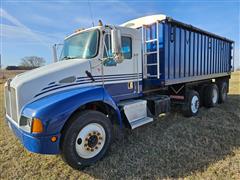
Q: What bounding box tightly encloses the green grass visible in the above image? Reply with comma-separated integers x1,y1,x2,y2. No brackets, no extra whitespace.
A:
0,71,239,179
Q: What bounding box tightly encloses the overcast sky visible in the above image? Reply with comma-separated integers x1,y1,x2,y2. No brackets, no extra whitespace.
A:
0,0,239,68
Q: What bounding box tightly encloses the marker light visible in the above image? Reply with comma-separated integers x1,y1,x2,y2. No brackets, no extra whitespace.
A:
31,118,43,133
51,136,57,142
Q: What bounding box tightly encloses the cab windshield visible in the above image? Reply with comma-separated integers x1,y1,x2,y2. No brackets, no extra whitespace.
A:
60,29,99,60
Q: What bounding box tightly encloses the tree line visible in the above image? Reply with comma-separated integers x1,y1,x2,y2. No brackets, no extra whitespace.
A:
6,56,46,70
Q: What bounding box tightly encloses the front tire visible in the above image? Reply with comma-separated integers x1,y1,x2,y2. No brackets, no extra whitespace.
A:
61,110,112,169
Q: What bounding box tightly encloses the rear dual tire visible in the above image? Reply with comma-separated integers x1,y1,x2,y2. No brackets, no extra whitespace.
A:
203,84,219,108
183,81,227,117
183,90,200,117
218,81,228,103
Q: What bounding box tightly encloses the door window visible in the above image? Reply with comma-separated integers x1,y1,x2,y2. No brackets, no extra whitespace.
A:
103,35,132,59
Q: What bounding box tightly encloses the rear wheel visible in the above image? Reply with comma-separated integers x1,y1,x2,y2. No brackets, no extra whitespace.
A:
61,110,112,169
183,90,200,117
218,81,228,103
203,84,219,108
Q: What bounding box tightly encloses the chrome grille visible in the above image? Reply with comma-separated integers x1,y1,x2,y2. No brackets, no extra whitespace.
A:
4,86,18,123
4,86,11,115
10,87,18,121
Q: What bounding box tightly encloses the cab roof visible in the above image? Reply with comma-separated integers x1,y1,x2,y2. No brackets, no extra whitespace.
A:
120,14,167,29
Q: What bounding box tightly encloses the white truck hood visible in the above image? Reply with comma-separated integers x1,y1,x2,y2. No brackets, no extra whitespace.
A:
11,60,88,87
8,59,91,120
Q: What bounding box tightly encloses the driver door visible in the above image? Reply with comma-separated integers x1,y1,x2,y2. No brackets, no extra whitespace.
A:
102,32,140,101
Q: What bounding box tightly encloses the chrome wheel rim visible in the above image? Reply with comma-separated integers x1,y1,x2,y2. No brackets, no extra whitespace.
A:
212,88,218,104
191,95,199,113
75,123,106,159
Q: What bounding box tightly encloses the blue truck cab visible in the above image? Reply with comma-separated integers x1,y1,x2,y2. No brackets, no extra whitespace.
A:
4,15,234,169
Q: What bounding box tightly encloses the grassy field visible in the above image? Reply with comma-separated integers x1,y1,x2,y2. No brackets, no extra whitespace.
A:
0,70,239,179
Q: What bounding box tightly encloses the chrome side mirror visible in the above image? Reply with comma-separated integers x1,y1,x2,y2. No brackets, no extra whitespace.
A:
52,43,63,62
111,28,123,63
52,44,58,63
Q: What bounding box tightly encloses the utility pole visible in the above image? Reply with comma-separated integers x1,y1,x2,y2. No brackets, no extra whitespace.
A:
0,54,1,69
0,54,3,80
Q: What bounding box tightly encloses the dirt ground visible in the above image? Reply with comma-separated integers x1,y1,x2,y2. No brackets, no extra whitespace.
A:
0,70,239,179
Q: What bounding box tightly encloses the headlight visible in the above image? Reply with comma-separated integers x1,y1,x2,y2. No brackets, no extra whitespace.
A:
20,116,43,133
19,116,32,132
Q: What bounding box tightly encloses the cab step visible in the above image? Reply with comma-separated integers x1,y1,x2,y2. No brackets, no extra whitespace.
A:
118,99,153,129
130,116,153,129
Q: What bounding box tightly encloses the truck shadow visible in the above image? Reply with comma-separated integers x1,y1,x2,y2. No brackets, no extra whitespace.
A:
83,94,240,179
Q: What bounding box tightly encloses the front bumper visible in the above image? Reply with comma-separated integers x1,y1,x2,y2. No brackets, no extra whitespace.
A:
5,115,61,154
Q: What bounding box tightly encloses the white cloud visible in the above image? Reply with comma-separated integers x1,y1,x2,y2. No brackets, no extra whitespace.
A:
72,0,140,27
1,24,61,44
111,0,139,16
74,17,95,27
30,14,55,26
0,8,56,48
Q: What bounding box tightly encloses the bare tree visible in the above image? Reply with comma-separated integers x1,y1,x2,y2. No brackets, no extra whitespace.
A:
20,56,46,67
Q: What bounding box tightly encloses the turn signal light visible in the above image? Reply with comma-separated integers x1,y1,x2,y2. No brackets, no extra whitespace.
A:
51,136,57,142
31,118,43,133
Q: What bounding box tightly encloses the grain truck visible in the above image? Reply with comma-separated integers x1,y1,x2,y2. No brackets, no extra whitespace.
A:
4,15,234,169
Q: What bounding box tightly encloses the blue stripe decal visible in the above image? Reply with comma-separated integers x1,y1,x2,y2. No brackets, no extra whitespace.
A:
39,73,143,96
42,84,60,91
42,73,142,90
42,76,141,89
37,78,142,97
94,74,141,79
76,73,142,79
48,82,56,85
76,75,141,81
42,74,142,91
76,76,142,82
93,73,142,78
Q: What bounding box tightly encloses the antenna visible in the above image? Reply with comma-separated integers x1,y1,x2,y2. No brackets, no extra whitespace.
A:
87,0,94,27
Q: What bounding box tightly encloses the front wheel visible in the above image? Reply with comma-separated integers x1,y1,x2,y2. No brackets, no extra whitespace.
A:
61,110,112,169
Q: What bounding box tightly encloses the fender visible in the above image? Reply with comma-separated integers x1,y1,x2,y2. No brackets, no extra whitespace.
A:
21,86,122,136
